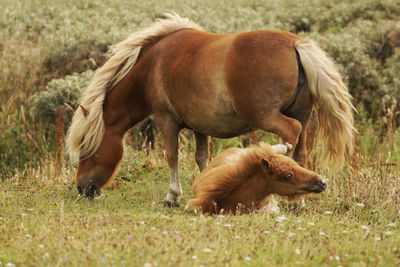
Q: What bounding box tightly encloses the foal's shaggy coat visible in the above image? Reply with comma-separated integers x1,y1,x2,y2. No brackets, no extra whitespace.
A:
189,143,326,214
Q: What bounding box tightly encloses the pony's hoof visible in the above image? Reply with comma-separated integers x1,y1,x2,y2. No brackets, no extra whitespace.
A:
285,142,293,150
163,200,179,208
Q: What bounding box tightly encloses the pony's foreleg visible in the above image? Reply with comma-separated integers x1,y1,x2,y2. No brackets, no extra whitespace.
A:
156,117,182,207
194,132,208,172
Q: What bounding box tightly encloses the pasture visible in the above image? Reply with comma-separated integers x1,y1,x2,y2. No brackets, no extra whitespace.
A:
1,0,400,266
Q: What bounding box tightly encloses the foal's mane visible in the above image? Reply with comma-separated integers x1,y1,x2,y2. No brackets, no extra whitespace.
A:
66,13,203,160
190,143,276,212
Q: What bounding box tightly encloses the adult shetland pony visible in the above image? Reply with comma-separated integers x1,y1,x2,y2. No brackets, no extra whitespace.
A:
189,143,327,214
66,14,354,205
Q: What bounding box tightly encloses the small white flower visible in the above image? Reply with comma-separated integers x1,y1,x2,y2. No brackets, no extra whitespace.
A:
275,215,287,222
295,248,301,255
140,221,145,225
288,232,295,237
150,227,156,231
223,224,232,228
297,227,306,231
112,228,117,232
319,232,328,237
162,231,168,235
360,225,369,231
39,244,45,248
234,235,240,239
0,217,4,220
43,252,50,258
324,211,333,215
143,263,152,267
244,256,251,261
375,237,381,241
356,203,365,207
387,223,396,227
342,230,349,234
25,234,32,238
6,263,16,267
384,231,393,236
335,256,340,261
191,255,197,259
203,248,212,253
264,230,270,234
308,222,315,226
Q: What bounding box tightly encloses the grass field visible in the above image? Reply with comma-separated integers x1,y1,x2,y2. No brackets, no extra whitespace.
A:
1,138,400,266
1,0,400,266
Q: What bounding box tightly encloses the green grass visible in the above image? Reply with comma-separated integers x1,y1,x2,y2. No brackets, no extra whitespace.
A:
1,142,400,266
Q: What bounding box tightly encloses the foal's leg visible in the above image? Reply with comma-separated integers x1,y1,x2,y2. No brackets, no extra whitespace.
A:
257,195,280,215
155,116,183,207
194,132,208,172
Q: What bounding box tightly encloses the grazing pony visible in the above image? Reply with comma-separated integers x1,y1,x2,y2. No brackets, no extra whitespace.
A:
66,14,354,205
189,143,327,214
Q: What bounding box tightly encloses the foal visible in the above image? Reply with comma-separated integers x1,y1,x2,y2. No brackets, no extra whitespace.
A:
189,143,326,214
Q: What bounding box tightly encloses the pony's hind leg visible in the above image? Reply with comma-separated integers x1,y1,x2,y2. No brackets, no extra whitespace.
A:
253,113,302,158
194,132,209,171
154,115,183,207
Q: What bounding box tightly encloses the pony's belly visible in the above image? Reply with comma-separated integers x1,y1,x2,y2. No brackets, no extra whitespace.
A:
183,113,257,138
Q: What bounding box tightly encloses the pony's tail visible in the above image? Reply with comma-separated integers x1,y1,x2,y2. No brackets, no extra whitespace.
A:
295,39,356,170
66,13,203,162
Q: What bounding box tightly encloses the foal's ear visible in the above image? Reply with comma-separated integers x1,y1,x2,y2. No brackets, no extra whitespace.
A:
261,159,269,169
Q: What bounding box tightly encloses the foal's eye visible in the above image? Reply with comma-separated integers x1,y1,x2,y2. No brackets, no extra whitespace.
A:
284,173,293,180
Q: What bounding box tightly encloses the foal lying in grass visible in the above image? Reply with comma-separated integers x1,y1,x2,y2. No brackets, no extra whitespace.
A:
189,143,327,214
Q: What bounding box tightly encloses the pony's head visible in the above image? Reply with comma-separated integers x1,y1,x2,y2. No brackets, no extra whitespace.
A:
68,101,126,198
258,144,327,198
75,131,124,198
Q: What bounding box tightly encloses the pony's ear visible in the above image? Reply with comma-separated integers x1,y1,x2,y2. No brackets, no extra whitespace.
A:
80,105,89,117
261,159,269,169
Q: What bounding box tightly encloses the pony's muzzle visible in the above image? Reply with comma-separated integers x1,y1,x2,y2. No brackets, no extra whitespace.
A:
77,184,101,198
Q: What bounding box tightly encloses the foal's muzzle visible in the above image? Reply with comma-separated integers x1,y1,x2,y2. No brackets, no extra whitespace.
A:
311,180,327,193
297,178,327,194
77,184,101,198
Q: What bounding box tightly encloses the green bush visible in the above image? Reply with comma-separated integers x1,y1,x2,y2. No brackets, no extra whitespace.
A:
31,70,93,129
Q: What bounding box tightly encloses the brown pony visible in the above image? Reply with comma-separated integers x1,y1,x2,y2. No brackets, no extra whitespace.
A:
189,142,327,214
66,14,354,204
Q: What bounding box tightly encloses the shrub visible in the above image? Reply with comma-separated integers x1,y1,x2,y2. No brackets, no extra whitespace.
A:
31,70,93,129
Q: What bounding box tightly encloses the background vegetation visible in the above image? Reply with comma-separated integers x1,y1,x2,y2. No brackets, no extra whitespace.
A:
0,0,399,265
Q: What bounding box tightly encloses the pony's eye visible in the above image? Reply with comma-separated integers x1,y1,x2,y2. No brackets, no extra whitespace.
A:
285,173,293,180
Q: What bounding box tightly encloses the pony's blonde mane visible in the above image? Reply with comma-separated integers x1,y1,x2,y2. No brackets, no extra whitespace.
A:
189,143,276,213
295,39,356,169
66,13,203,161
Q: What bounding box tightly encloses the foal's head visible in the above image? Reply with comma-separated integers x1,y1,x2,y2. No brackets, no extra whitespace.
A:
257,144,327,198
